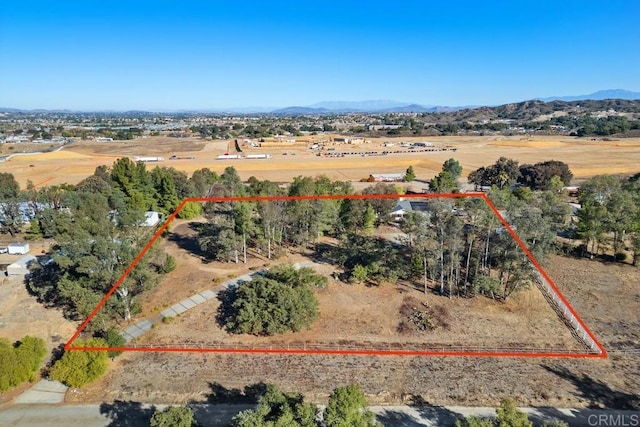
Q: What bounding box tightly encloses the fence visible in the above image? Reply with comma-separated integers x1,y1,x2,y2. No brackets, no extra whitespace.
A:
533,271,602,354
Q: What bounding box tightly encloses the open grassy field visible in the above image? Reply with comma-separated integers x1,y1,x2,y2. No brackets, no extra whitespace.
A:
3,135,640,188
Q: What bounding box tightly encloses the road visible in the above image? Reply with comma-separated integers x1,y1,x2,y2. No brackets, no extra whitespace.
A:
0,403,638,426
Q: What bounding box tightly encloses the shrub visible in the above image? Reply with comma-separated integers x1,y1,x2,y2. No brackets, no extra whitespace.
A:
49,338,109,388
150,406,195,427
0,336,47,392
614,252,627,262
101,328,126,359
160,254,177,274
177,202,203,220
232,384,318,427
325,383,379,427
455,416,495,427
496,398,532,427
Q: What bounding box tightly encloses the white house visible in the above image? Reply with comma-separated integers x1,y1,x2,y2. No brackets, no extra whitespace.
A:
6,255,36,276
390,200,429,221
142,211,161,227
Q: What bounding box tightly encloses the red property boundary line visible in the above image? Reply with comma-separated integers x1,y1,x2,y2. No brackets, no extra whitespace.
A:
65,192,608,359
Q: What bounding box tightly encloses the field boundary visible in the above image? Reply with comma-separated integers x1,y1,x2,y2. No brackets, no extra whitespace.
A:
65,192,608,359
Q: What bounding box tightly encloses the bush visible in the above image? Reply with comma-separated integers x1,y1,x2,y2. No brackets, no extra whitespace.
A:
159,254,177,274
614,252,627,262
101,328,126,359
221,264,321,336
325,383,379,427
177,202,202,220
350,264,368,283
150,406,195,427
49,338,109,388
496,398,532,427
455,416,495,427
232,384,317,427
0,336,47,392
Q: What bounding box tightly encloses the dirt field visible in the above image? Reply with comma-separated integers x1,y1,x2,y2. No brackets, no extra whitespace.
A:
3,135,640,188
107,221,585,352
64,226,640,408
0,274,76,351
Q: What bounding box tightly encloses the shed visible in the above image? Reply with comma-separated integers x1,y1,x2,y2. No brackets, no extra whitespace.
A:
142,211,161,227
6,255,36,276
8,242,30,255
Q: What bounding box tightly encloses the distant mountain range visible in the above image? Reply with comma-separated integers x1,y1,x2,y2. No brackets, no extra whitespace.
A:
270,102,467,115
536,89,640,102
1,89,638,114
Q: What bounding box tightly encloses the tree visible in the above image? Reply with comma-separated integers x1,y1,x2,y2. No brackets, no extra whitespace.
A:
442,158,463,180
404,165,416,182
577,175,622,256
518,160,573,190
362,204,376,236
150,406,195,427
102,328,126,359
469,157,520,190
0,199,25,237
190,167,219,196
49,338,109,387
221,264,323,335
0,172,20,199
232,384,318,427
430,171,458,193
496,399,532,427
324,383,379,427
151,167,181,215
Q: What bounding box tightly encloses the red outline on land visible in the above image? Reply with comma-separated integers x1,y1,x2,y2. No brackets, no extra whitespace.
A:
64,193,607,359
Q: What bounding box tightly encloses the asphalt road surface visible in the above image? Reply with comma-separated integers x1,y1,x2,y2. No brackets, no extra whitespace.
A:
0,403,638,426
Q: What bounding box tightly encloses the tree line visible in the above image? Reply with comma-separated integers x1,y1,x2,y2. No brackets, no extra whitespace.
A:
576,173,640,264
196,160,569,303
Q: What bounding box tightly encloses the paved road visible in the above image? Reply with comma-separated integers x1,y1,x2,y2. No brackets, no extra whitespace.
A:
1,403,638,426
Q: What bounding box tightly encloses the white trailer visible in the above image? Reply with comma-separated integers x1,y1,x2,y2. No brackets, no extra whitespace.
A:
216,154,242,160
133,156,164,162
245,154,272,159
8,242,30,255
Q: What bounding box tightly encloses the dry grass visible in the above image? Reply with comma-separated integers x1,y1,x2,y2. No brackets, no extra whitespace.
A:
3,135,640,187
65,254,640,408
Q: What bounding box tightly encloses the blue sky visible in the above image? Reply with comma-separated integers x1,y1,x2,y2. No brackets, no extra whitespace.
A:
1,0,638,110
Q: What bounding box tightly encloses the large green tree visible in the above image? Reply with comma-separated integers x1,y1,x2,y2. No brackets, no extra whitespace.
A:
221,264,323,336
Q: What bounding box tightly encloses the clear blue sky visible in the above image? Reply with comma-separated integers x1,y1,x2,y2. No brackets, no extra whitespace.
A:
1,0,638,110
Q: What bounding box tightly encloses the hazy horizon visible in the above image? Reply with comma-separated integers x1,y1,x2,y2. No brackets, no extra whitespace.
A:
1,1,639,111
